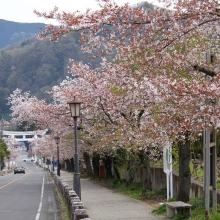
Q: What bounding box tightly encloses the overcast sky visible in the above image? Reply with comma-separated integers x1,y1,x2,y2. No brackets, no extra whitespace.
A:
0,0,161,24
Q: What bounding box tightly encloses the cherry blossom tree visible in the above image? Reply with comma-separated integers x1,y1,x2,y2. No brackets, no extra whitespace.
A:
8,0,220,201
33,0,220,139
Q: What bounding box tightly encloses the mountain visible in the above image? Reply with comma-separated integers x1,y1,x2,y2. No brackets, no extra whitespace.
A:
0,21,101,120
0,19,46,50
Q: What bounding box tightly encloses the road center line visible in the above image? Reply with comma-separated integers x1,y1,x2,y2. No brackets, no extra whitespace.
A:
35,176,45,220
0,172,30,190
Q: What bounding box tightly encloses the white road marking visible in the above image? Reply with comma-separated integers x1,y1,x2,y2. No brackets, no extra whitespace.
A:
35,176,45,220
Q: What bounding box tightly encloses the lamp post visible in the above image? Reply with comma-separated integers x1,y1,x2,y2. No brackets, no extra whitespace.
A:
52,155,54,172
68,97,82,200
54,136,60,176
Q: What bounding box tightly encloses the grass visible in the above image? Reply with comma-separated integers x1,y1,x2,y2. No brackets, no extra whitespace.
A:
152,198,175,216
96,178,167,201
188,198,220,220
95,165,220,219
51,178,70,220
108,179,143,199
97,177,220,219
152,203,166,215
152,197,220,220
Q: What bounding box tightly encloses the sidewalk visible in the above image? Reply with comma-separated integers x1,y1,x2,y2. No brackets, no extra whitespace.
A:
58,169,169,220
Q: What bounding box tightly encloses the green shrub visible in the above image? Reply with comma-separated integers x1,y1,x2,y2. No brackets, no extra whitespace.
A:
156,188,167,197
168,197,176,202
152,204,166,215
110,179,123,188
173,213,190,220
187,198,220,220
189,197,205,210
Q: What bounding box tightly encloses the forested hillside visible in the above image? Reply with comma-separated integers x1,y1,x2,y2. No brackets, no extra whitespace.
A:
0,32,101,120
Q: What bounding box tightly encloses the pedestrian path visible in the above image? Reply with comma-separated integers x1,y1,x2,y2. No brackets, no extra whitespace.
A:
59,170,169,220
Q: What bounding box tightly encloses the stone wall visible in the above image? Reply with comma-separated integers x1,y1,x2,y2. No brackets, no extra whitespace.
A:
50,171,92,220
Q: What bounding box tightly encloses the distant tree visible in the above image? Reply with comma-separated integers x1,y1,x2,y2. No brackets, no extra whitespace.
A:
0,139,10,170
7,72,18,88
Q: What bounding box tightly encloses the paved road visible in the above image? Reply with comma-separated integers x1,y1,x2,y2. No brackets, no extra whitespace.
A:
0,155,61,220
59,169,169,220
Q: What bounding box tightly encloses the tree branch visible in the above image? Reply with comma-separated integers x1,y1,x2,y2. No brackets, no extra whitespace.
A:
193,65,216,77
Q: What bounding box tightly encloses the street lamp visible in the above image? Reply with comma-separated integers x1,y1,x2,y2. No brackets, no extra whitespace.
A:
68,97,82,200
52,155,54,172
54,136,60,176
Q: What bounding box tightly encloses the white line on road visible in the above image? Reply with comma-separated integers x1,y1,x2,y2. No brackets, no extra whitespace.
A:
35,176,45,220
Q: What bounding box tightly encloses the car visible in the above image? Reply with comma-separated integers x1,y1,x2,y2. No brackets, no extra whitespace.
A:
23,158,34,162
14,167,25,174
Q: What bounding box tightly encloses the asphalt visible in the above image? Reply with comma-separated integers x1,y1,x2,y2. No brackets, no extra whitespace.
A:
58,169,169,220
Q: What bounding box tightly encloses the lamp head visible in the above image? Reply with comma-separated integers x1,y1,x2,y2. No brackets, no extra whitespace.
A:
54,136,60,145
68,97,82,117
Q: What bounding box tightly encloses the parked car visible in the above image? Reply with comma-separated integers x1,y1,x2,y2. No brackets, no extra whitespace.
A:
14,167,25,174
23,158,34,162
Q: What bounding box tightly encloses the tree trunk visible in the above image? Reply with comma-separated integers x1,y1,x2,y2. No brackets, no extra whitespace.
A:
177,139,191,202
83,151,93,177
104,156,112,178
113,157,120,179
71,158,74,172
143,153,152,193
64,158,74,172
92,153,99,178
139,150,152,194
126,159,134,186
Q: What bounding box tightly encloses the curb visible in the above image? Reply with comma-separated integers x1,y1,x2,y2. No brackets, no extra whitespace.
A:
49,170,92,220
